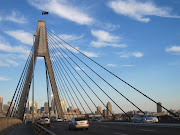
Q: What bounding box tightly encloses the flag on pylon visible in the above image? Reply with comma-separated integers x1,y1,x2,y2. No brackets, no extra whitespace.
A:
42,11,49,15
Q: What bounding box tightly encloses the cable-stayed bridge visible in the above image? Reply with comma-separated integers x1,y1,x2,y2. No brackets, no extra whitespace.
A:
1,20,180,135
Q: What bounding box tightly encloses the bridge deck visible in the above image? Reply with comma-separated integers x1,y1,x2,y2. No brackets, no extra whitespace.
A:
4,123,37,135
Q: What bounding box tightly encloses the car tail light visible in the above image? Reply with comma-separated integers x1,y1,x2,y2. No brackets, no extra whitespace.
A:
87,121,89,124
75,122,78,125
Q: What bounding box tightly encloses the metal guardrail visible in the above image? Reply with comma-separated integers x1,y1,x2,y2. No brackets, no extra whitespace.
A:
33,123,56,135
0,117,22,133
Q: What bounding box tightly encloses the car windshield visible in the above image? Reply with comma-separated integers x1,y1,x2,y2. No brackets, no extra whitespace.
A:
75,117,87,121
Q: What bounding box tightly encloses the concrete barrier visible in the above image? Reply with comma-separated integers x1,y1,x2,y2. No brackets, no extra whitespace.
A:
33,123,56,135
0,117,22,133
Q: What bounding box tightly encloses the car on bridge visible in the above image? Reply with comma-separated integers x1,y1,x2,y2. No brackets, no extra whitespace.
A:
57,117,63,122
68,117,89,130
40,116,50,126
92,117,101,122
131,114,158,123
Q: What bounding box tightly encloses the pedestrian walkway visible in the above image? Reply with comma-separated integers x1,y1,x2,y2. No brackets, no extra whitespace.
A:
4,123,37,135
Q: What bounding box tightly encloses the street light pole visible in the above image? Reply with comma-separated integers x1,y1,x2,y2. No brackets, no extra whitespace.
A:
32,35,35,123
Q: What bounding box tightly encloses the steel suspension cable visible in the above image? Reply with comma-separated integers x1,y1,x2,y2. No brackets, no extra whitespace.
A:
48,41,102,117
47,30,145,115
9,48,33,117
47,28,177,117
47,35,119,118
50,56,77,118
48,44,89,116
50,54,79,118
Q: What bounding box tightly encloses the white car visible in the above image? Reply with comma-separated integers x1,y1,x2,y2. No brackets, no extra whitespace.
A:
57,117,63,122
131,114,158,123
40,116,50,126
68,117,89,130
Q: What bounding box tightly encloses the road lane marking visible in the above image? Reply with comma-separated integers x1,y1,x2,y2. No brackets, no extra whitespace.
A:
114,132,128,135
139,129,156,132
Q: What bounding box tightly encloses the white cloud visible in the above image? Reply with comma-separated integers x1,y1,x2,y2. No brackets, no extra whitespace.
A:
0,43,30,54
107,64,117,67
117,51,143,58
132,52,143,57
91,41,127,48
0,54,20,67
108,0,180,23
28,0,93,25
4,30,33,45
104,23,120,31
5,10,27,24
0,77,10,81
58,34,83,42
49,41,99,58
81,50,99,58
0,16,2,22
74,67,84,71
91,29,126,48
166,46,180,55
91,30,119,42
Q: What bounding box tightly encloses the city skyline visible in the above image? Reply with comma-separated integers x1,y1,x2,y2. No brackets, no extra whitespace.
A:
1,95,180,119
0,0,180,113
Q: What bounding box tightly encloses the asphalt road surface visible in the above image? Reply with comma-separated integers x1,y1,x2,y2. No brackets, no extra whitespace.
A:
44,121,180,135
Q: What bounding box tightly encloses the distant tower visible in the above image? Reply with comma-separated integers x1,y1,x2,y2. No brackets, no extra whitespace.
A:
67,106,73,112
44,102,49,113
97,106,101,114
107,102,112,116
0,96,3,112
157,102,162,113
103,109,107,117
60,99,66,113
27,101,37,113
51,95,55,111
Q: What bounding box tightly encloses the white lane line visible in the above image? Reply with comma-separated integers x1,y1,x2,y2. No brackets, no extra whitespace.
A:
114,132,128,135
139,129,156,132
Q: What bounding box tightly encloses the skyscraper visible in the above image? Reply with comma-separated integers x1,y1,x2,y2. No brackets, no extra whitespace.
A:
27,101,38,113
97,106,101,114
67,106,73,112
0,96,3,112
44,102,49,113
103,109,107,117
107,102,112,116
60,99,66,113
51,95,55,112
157,102,162,113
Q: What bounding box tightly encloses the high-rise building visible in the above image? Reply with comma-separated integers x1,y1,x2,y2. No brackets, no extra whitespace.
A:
3,104,9,111
157,102,162,113
27,101,38,113
51,95,55,112
60,99,66,113
75,108,80,114
97,106,101,114
107,102,112,116
41,107,44,113
103,109,107,117
0,96,3,112
44,102,49,113
67,106,73,112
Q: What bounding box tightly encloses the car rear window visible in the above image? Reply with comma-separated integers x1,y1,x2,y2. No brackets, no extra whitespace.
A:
42,117,48,119
75,118,87,121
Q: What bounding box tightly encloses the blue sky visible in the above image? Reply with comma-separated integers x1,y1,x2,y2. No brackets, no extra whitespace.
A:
0,0,180,113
